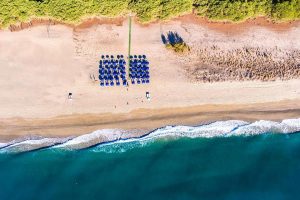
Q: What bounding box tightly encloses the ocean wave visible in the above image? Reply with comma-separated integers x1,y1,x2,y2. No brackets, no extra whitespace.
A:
1,118,300,153
54,129,128,150
230,119,300,136
0,137,72,153
0,143,6,148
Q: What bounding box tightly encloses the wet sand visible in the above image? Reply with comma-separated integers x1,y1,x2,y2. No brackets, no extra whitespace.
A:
1,100,300,142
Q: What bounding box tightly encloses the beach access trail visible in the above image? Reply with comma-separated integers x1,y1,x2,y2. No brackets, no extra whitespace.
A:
0,16,299,140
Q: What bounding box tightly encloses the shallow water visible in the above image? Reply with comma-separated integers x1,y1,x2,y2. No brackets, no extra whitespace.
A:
1,132,300,200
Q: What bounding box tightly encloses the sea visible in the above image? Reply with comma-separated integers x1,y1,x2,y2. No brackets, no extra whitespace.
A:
0,119,300,200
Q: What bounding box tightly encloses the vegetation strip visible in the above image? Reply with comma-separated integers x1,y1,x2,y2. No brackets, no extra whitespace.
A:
0,0,299,28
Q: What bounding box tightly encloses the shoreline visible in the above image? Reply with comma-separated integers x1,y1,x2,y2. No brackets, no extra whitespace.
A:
1,100,300,142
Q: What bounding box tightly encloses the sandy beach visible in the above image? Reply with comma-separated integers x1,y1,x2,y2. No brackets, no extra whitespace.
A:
0,16,299,141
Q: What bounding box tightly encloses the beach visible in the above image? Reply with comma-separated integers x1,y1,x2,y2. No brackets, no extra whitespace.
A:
0,16,300,141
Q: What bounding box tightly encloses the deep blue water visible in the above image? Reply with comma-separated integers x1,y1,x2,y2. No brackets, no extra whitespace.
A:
0,133,300,200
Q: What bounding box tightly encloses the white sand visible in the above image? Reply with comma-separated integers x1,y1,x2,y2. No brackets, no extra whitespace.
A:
0,20,299,118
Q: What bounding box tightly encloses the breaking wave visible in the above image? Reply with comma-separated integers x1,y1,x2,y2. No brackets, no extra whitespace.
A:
1,119,300,153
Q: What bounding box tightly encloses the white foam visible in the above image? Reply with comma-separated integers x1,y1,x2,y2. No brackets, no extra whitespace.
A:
92,119,300,153
0,143,7,148
2,118,300,153
1,137,70,153
55,129,126,150
91,120,249,153
147,120,249,138
282,118,300,130
231,118,300,136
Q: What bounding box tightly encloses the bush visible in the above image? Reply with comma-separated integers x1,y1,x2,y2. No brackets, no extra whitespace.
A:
0,0,41,27
272,0,300,20
166,43,190,53
162,31,190,53
129,0,192,23
193,0,272,22
0,0,129,28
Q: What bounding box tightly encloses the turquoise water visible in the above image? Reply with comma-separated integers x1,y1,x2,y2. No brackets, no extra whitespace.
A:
0,133,300,200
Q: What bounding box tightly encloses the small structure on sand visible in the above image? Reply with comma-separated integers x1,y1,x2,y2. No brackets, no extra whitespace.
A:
146,92,150,101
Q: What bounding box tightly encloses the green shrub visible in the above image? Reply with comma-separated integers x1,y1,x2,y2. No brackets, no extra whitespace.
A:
272,0,300,20
166,43,190,53
160,0,193,20
163,31,190,53
129,0,162,22
0,0,40,27
129,0,192,23
193,0,272,22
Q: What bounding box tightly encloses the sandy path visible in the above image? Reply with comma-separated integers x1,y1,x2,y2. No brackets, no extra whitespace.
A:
0,19,299,121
